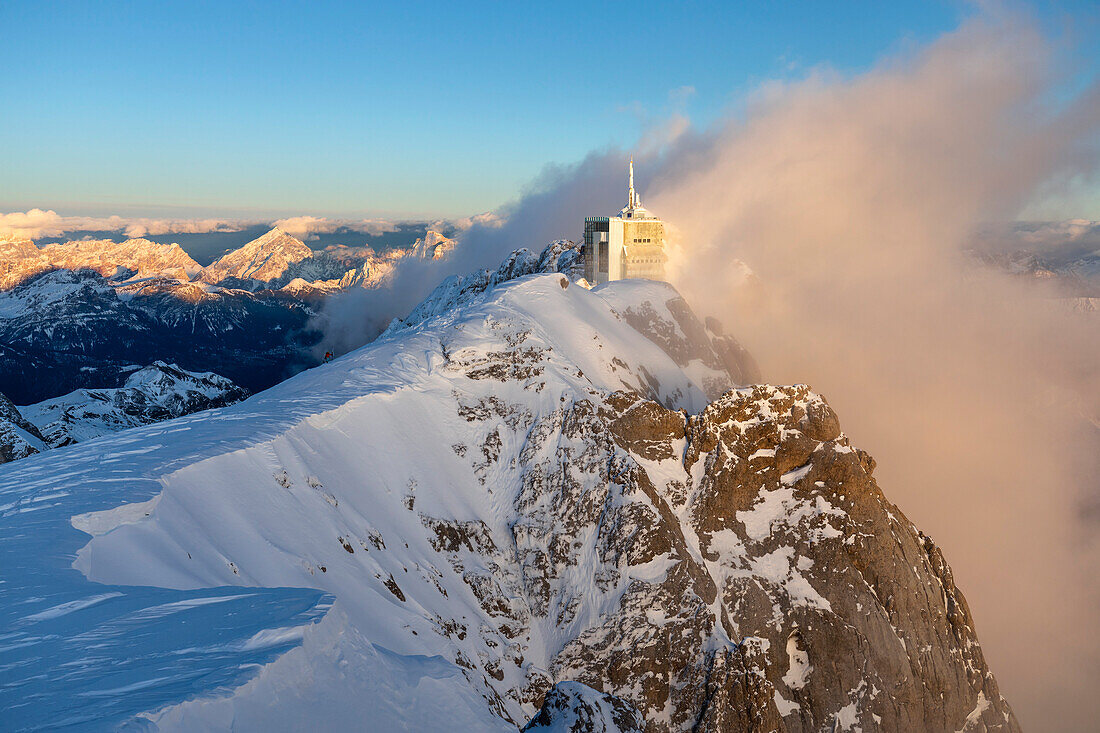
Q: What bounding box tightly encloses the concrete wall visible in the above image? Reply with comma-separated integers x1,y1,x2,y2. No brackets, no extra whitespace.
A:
584,217,667,283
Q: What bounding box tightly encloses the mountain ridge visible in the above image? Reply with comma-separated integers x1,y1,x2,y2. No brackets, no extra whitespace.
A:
0,225,458,294
0,227,459,403
0,240,1018,731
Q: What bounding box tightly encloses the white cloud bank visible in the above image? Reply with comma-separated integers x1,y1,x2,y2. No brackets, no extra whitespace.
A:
0,208,247,240
272,216,402,239
0,209,501,244
650,13,1100,730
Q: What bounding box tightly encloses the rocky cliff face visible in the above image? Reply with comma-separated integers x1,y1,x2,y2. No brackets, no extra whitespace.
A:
0,236,201,289
543,383,1017,731
12,241,1018,731
0,392,46,463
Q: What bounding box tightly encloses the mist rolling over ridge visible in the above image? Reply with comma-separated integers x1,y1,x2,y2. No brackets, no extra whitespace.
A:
307,10,1100,728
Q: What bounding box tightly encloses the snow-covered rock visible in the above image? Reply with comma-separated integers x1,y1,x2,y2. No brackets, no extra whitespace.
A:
0,243,1019,732
0,236,48,289
0,392,46,463
198,227,315,289
522,681,645,732
44,237,202,282
410,229,458,260
20,361,249,448
0,236,201,289
385,239,583,334
195,228,456,293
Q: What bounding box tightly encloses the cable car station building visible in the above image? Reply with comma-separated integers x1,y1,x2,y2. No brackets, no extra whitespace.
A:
583,159,668,284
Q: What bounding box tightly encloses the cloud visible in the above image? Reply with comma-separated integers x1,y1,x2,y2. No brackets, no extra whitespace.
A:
648,13,1100,729
0,209,125,239
0,208,246,240
273,216,401,239
122,218,245,238
446,211,504,231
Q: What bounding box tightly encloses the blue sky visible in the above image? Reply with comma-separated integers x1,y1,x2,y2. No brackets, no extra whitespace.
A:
1,1,1095,219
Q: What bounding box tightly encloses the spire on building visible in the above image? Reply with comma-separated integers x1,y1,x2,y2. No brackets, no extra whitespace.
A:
628,157,637,209
584,155,667,283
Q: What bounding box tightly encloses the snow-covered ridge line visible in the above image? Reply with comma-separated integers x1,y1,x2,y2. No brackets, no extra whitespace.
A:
0,239,1018,731
1,225,457,295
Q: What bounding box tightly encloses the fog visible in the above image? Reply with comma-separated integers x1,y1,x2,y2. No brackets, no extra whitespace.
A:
314,11,1100,726
652,13,1100,728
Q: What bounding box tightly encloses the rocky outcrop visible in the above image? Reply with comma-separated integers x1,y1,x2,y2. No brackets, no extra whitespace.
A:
0,392,46,463
21,361,249,449
523,682,646,732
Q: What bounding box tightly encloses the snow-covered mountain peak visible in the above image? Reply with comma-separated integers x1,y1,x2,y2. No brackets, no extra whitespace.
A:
410,229,457,260
0,240,1019,731
0,236,202,290
198,227,314,288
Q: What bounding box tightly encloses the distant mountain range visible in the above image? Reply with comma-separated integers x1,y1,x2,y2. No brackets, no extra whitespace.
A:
0,227,456,403
0,361,247,463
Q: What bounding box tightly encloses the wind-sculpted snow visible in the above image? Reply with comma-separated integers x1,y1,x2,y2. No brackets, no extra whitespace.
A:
0,253,1018,730
0,407,336,731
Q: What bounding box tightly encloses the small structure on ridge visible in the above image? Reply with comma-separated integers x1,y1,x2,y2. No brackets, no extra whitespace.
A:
582,158,668,284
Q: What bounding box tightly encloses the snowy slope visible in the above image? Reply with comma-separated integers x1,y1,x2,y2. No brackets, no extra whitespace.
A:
0,271,735,731
0,243,1017,732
